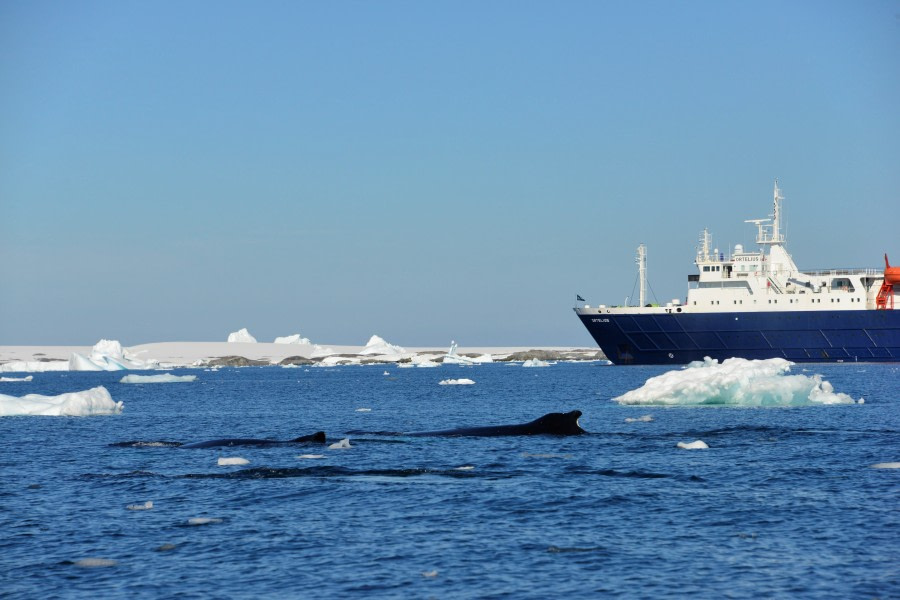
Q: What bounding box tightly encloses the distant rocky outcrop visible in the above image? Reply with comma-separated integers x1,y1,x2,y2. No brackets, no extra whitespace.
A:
279,356,315,366
207,355,269,367
498,349,606,362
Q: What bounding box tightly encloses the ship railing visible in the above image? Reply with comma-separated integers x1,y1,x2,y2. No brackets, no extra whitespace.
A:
801,268,881,277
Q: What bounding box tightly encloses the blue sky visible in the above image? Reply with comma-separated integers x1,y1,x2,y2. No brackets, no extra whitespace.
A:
1,1,898,346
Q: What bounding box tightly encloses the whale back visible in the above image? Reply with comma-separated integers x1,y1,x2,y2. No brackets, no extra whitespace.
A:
406,410,585,437
527,410,585,435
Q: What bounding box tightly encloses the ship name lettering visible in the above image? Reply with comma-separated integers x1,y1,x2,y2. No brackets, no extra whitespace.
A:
592,318,610,323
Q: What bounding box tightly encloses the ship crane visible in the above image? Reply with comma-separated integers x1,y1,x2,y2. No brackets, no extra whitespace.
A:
876,254,900,310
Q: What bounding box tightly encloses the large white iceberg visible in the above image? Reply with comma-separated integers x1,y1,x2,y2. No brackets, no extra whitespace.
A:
359,335,405,356
274,334,311,345
613,357,860,406
70,340,151,372
227,328,257,343
0,386,123,416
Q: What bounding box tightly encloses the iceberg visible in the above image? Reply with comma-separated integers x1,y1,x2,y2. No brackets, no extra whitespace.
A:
0,360,69,373
359,335,405,356
442,341,491,365
69,340,152,372
0,386,123,416
120,374,197,384
227,328,257,343
274,334,312,345
0,375,33,382
613,357,860,406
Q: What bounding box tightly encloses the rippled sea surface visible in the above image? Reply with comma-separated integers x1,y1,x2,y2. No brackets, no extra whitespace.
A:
1,363,898,599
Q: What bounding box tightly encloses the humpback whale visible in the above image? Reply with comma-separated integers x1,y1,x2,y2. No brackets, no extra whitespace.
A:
405,410,585,437
179,432,327,449
111,432,328,449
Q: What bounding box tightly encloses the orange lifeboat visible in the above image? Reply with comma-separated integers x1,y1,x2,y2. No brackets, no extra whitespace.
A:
876,254,899,310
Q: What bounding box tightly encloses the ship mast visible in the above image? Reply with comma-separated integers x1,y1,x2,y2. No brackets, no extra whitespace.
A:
636,243,647,307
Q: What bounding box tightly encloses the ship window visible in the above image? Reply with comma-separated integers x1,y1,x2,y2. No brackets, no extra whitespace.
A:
703,266,710,272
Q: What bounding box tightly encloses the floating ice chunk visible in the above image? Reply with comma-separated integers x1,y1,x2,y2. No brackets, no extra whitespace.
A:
422,570,439,578
187,517,222,525
383,371,390,375
454,465,475,470
614,357,859,406
0,376,32,382
677,440,709,450
439,378,475,385
522,358,551,367
328,438,351,449
274,334,311,344
73,558,117,568
127,501,153,510
0,386,122,417
415,361,440,368
359,335,406,356
356,408,372,412
871,462,900,469
218,457,250,466
297,454,325,459
120,374,197,384
227,328,257,343
625,415,654,423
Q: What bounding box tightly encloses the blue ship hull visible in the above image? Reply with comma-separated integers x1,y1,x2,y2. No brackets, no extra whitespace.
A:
578,309,900,364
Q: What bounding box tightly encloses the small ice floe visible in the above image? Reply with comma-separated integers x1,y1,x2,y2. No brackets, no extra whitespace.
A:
126,501,153,511
677,440,709,450
120,374,197,384
73,558,117,568
328,438,351,450
356,408,372,412
187,517,223,526
454,465,475,471
625,415,654,423
0,375,33,382
421,570,439,578
870,462,900,469
439,378,475,385
218,457,250,466
383,371,390,376
297,454,325,459
522,358,551,367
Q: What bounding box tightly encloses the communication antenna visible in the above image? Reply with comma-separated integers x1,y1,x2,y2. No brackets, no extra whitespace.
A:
636,244,647,307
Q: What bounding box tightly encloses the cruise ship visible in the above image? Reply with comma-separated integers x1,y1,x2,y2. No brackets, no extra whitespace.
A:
574,183,900,364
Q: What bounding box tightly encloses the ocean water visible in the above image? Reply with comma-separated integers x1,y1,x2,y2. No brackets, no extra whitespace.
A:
1,362,897,599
